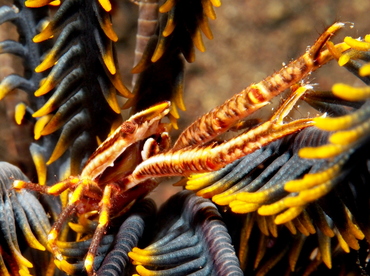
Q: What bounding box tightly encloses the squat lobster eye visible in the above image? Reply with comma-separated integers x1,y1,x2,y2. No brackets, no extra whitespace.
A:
12,102,170,275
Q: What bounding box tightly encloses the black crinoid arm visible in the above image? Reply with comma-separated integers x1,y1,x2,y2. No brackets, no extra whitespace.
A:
24,0,133,177
128,0,220,127
0,162,51,275
1,0,130,180
0,0,130,274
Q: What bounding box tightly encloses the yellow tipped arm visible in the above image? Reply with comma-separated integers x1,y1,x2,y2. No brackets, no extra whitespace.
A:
15,103,27,125
98,0,112,12
25,0,60,8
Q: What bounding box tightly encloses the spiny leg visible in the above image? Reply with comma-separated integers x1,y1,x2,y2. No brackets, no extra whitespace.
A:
13,176,80,196
14,177,103,260
48,204,77,261
84,183,113,275
13,176,80,257
47,178,102,261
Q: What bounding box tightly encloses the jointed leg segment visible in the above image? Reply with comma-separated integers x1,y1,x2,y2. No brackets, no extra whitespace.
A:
14,177,105,268
84,183,113,274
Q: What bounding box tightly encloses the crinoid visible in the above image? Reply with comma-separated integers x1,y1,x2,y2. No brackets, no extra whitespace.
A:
0,0,370,276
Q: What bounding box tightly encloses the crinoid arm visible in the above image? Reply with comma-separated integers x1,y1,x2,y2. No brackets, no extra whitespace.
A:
128,191,243,276
0,162,51,276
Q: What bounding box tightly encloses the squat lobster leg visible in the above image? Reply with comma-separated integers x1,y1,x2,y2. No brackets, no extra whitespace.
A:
14,177,103,261
13,176,88,196
84,183,113,274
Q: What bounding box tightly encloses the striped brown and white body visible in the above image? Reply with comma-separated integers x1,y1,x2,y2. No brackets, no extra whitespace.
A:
125,85,314,186
173,22,346,150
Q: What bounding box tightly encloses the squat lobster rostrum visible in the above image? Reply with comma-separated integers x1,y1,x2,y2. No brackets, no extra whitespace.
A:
13,101,170,275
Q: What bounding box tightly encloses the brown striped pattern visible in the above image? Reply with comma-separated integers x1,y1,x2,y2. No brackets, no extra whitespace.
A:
173,23,344,150
132,0,159,87
128,118,313,185
126,86,315,186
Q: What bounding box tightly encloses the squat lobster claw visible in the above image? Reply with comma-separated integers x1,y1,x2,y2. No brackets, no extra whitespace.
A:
13,101,171,275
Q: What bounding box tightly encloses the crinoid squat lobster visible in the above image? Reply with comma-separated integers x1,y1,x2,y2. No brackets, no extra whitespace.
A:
12,22,351,275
